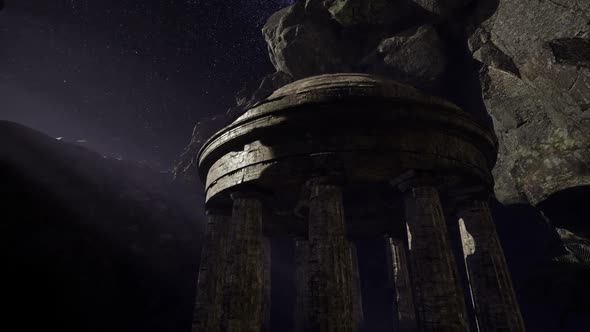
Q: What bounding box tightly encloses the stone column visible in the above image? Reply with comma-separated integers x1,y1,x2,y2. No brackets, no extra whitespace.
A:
307,177,356,332
386,236,417,332
192,210,231,332
294,239,310,332
458,200,525,332
222,193,267,332
402,184,469,331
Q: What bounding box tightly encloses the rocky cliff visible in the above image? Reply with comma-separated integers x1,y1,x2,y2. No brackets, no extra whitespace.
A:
469,0,590,205
0,121,205,332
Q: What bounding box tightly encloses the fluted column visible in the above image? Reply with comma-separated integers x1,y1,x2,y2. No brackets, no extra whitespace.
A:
386,236,417,332
307,177,356,332
458,200,525,331
222,193,267,332
402,184,469,331
193,210,232,332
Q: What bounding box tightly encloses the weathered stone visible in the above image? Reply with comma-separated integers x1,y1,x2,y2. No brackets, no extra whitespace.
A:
457,201,525,332
370,25,448,90
193,214,231,332
307,179,356,331
472,41,520,77
194,74,506,329
403,186,469,331
481,63,590,204
222,196,266,331
470,0,590,204
262,3,354,79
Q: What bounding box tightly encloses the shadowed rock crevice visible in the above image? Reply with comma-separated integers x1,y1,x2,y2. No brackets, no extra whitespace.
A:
549,38,590,68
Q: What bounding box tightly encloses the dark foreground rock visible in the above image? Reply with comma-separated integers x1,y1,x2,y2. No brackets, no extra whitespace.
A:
0,121,205,332
493,196,590,331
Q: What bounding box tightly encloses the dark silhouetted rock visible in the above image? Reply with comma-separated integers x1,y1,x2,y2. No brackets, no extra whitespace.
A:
0,121,205,332
174,115,233,182
549,37,590,68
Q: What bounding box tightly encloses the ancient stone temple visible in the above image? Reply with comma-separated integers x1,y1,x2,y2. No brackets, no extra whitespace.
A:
192,73,525,332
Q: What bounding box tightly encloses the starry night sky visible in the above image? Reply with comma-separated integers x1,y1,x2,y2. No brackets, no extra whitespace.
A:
0,0,292,168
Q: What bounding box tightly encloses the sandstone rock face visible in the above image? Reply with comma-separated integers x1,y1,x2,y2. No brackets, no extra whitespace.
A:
469,0,590,204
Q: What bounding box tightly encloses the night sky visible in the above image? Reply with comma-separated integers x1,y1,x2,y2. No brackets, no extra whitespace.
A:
0,0,292,168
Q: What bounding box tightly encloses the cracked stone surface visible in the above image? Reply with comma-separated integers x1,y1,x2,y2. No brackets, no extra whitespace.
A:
469,0,590,204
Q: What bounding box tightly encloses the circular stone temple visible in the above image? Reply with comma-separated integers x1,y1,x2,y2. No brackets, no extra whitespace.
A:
193,74,525,332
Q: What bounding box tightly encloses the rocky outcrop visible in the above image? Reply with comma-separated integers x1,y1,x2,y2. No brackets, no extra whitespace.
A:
262,0,480,94
492,199,590,331
469,0,590,204
0,121,205,332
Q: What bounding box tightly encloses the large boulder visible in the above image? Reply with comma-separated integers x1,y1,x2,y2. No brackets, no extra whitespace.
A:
263,2,355,79
469,0,590,204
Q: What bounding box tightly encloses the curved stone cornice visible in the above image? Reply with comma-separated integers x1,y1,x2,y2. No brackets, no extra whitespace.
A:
197,73,498,210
